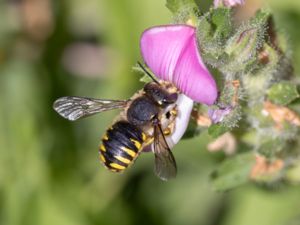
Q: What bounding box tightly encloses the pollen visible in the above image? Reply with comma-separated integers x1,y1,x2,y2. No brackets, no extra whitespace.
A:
171,109,177,116
163,128,171,136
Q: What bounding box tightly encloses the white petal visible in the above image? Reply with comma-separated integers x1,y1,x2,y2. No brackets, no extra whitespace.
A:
167,94,194,148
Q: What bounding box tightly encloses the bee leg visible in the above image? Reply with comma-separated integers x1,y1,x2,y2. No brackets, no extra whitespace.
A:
164,106,177,123
144,136,154,146
163,127,172,136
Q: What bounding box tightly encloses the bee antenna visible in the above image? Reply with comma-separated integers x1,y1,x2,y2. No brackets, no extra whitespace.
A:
137,61,160,84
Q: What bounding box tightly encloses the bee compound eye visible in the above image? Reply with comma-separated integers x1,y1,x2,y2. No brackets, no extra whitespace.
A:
162,93,178,105
169,93,178,102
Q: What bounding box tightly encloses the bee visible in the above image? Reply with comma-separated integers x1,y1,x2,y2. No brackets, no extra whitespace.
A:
53,63,179,181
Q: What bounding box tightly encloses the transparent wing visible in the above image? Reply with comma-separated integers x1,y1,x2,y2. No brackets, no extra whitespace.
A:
53,96,127,121
153,123,177,181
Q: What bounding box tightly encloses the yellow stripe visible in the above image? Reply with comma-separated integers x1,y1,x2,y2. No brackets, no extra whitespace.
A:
130,138,142,149
99,154,106,163
99,144,106,152
142,133,147,141
102,134,109,140
109,163,126,170
115,156,131,164
121,147,136,157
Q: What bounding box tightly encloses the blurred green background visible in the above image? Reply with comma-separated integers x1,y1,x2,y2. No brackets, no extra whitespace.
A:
1,0,300,225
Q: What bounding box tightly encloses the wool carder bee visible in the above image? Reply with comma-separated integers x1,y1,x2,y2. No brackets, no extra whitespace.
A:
53,64,192,181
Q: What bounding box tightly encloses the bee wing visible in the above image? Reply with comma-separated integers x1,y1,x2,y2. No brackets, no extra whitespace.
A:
153,123,177,181
53,96,128,121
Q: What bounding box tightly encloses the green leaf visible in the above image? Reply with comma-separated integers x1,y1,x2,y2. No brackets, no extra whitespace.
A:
166,0,197,14
166,0,200,24
211,153,255,191
197,8,232,66
225,27,259,65
139,74,153,83
210,8,232,41
199,8,232,43
133,65,154,83
222,10,270,74
267,82,299,105
250,9,270,27
208,124,230,138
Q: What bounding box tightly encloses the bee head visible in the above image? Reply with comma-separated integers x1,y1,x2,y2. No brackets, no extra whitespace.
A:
144,82,178,107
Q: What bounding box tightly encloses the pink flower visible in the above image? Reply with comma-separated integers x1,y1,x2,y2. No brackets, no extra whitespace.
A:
208,106,233,123
140,25,218,105
214,0,245,7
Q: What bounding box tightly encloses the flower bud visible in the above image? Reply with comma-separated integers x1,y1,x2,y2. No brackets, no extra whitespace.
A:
208,106,233,124
224,27,260,71
214,0,245,8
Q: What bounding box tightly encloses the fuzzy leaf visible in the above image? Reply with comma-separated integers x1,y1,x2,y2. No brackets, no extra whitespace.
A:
211,153,255,191
197,8,232,45
166,0,197,14
133,65,155,83
223,10,270,73
250,9,270,26
208,124,230,138
139,75,153,83
210,8,232,41
225,27,259,66
267,82,299,106
197,8,232,66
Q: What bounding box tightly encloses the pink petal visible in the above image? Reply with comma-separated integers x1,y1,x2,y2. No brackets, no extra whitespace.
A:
140,25,217,105
214,0,245,7
208,106,233,123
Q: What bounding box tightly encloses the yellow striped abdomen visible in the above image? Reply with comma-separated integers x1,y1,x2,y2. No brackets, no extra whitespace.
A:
99,121,146,172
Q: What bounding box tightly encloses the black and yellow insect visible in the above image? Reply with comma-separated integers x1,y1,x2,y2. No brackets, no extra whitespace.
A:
53,64,179,181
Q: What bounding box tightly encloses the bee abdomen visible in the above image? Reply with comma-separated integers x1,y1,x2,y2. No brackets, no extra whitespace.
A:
99,121,146,172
